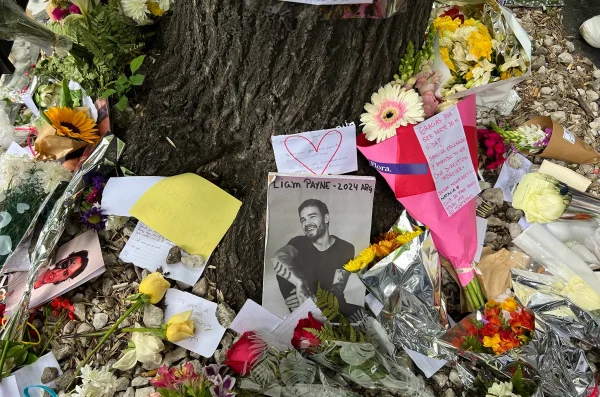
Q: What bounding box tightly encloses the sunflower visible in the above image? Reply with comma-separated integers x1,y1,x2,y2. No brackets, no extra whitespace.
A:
45,107,99,144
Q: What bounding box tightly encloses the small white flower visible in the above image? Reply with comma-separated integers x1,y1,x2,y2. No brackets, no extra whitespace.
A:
120,0,152,24
515,124,546,148
105,215,129,231
113,326,164,370
486,381,520,397
33,161,72,194
1,155,34,189
72,365,119,397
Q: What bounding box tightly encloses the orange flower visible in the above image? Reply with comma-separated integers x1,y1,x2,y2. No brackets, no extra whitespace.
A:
481,323,500,338
484,304,500,318
373,240,400,258
376,231,399,242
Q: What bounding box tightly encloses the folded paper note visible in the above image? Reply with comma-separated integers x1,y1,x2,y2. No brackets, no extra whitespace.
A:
163,289,226,357
539,160,592,192
272,126,358,175
130,173,242,258
230,299,283,335
101,176,164,217
0,376,18,396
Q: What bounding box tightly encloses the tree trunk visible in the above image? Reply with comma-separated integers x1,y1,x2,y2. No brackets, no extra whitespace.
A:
121,0,434,310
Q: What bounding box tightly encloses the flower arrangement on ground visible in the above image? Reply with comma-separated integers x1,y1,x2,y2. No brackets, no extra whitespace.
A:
477,128,507,170
150,363,236,397
490,122,551,154
512,172,572,224
440,293,534,356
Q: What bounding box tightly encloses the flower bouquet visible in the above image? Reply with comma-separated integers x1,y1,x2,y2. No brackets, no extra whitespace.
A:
430,2,531,107
439,293,535,357
459,361,539,397
492,116,600,164
511,172,572,224
150,363,236,397
477,128,506,170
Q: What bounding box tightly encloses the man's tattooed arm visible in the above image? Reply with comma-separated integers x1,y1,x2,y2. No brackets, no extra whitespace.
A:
271,245,313,306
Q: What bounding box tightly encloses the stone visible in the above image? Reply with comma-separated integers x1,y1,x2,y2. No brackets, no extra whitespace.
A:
558,51,574,65
135,387,156,397
481,188,504,207
163,347,188,366
192,278,208,297
62,320,76,334
551,110,566,123
41,390,58,397
73,303,87,321
182,254,206,268
176,280,192,290
486,216,506,228
588,90,600,102
77,323,94,334
484,232,498,244
123,388,135,397
538,65,546,74
215,302,236,328
509,223,522,239
52,345,74,361
543,35,554,47
71,293,85,303
131,376,149,387
531,55,546,70
55,370,76,391
551,44,563,53
431,372,448,389
102,278,115,296
143,304,164,328
444,389,456,397
93,313,109,330
505,208,523,222
449,369,462,387
116,377,130,392
566,41,575,52
166,246,182,264
41,367,60,383
545,101,558,111
540,86,552,95
594,69,600,79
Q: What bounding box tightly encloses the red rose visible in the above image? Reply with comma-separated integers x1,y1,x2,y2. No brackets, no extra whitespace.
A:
225,332,263,376
440,7,464,23
291,312,324,352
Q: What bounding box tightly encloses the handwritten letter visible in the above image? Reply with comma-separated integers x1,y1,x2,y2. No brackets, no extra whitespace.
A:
414,106,480,216
272,126,357,175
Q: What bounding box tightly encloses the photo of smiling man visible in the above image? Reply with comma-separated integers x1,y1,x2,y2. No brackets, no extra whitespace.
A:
263,173,376,320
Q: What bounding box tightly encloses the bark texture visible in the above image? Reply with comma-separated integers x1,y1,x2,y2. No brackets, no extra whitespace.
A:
121,0,434,310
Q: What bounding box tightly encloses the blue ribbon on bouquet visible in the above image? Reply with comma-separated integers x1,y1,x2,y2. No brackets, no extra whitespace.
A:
368,160,429,175
24,385,58,397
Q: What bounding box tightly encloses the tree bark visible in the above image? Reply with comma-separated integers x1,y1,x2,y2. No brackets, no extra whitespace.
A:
121,0,434,310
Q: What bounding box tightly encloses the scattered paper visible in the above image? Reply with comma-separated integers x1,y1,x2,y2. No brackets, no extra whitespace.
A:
415,106,481,216
272,126,358,175
163,289,226,357
130,173,242,258
474,217,488,263
272,299,325,348
6,142,33,158
0,375,19,396
539,160,592,192
494,154,531,202
403,348,447,378
13,352,62,397
120,222,206,285
230,299,283,335
365,293,383,316
5,231,105,315
101,176,164,216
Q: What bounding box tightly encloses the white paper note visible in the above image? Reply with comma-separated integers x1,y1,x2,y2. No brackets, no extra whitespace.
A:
474,217,488,263
414,106,480,216
403,348,447,378
539,160,591,192
272,126,358,175
493,154,532,202
271,299,324,347
0,376,19,396
6,142,33,157
230,299,283,335
281,0,372,5
101,176,164,216
13,352,62,397
120,222,206,285
163,289,226,357
365,293,384,316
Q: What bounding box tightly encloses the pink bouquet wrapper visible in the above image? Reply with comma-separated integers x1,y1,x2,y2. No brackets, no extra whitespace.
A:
357,95,478,287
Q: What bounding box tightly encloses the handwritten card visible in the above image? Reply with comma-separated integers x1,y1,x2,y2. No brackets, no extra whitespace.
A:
230,299,282,335
120,222,206,285
272,126,357,175
163,289,226,357
494,154,531,202
414,106,480,216
130,173,242,258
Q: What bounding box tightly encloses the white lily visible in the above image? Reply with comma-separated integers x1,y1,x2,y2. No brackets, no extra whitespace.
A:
113,327,164,370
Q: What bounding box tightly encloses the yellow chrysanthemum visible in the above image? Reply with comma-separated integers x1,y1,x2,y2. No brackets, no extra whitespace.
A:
500,297,519,312
463,18,477,27
434,16,462,33
439,47,456,72
147,1,165,16
344,246,376,273
45,107,99,144
467,31,493,61
395,227,423,246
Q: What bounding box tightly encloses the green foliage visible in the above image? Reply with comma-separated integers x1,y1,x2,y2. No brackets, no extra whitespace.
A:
1,342,39,377
312,286,365,343
394,24,436,83
460,335,486,353
101,55,146,111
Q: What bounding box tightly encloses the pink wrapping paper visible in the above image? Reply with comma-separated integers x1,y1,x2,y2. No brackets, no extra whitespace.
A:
357,95,478,286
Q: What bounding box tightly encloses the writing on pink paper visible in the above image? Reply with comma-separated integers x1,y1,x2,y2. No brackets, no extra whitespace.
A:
414,106,480,216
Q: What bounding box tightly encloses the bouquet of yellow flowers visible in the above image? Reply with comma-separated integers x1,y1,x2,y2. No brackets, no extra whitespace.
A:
431,2,530,101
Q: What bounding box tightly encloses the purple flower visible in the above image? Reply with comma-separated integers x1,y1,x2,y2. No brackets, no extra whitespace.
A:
81,206,107,231
69,3,81,14
92,175,106,191
203,365,236,397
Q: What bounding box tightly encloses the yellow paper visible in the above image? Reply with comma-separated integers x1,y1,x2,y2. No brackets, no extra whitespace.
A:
130,173,242,257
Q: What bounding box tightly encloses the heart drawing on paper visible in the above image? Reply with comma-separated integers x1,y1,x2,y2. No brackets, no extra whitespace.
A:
283,130,343,175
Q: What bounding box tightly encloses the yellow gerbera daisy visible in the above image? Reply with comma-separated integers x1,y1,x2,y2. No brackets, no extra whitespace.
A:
343,246,376,273
45,107,99,144
394,227,423,245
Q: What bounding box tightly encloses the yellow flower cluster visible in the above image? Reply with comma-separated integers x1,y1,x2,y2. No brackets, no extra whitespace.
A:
343,227,423,273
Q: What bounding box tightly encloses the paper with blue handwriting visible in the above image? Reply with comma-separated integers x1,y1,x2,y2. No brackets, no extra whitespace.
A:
163,289,226,357
272,126,357,175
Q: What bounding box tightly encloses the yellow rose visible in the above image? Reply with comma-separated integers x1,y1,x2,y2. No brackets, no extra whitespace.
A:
139,272,171,304
166,310,196,342
561,276,600,311
512,173,571,223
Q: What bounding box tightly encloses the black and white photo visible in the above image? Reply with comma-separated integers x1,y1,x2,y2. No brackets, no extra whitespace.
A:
263,173,375,319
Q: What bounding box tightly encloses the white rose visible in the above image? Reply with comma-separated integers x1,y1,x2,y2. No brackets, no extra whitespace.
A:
512,173,570,223
561,276,600,311
113,331,164,371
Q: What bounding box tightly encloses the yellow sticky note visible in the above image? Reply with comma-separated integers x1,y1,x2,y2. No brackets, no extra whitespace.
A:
130,173,242,257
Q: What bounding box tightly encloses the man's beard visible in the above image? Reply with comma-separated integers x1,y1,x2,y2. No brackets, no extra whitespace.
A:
304,223,326,241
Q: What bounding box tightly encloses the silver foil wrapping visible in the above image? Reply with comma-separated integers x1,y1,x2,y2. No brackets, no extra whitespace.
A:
359,211,449,357
0,134,124,344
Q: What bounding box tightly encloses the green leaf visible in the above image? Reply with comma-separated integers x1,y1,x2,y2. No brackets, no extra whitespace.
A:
129,74,144,86
101,89,117,99
130,55,145,74
24,353,38,365
339,343,375,365
6,344,26,358
115,95,129,111
59,79,73,108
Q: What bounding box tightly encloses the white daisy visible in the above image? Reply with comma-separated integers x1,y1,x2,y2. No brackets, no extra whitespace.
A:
72,365,119,397
120,0,152,25
360,83,425,143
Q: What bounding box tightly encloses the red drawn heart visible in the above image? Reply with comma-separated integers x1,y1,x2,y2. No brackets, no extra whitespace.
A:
283,130,343,174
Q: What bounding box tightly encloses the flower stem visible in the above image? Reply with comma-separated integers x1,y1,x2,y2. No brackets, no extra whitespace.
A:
70,300,145,388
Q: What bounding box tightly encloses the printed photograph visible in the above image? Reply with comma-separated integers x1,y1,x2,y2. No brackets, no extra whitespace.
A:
263,173,376,320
